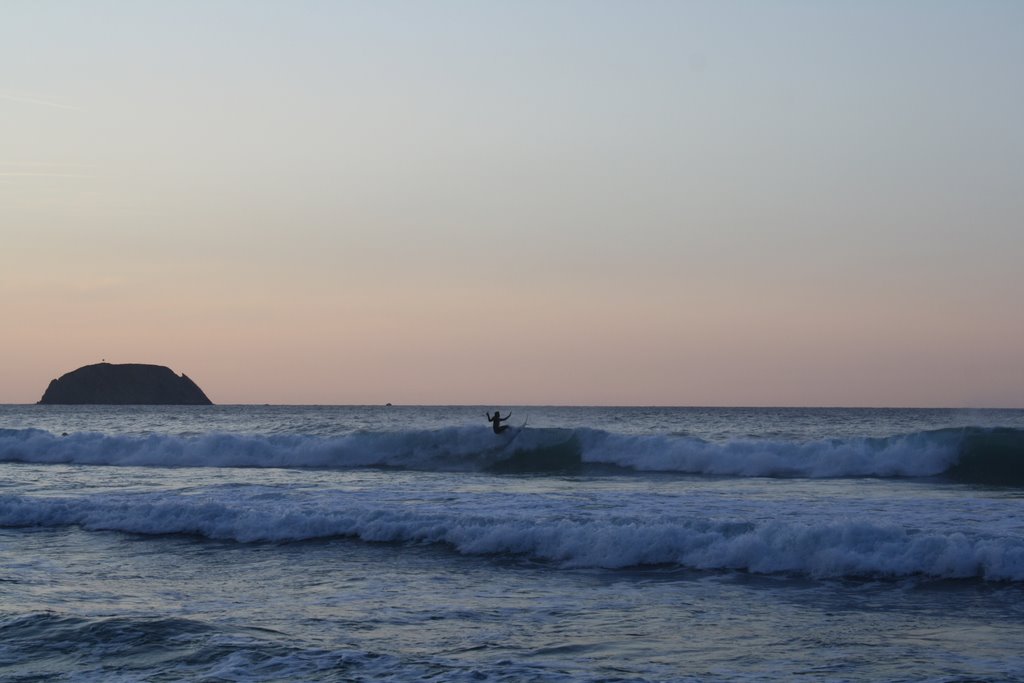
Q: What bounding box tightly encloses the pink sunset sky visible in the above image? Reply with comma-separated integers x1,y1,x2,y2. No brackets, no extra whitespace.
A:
2,2,1022,407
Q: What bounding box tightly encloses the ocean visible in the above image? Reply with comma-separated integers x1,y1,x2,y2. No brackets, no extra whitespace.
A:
2,405,1023,682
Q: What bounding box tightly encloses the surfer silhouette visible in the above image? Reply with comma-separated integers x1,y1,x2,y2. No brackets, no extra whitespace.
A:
486,410,511,435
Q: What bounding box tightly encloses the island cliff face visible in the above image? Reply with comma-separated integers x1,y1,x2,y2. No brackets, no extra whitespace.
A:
38,363,213,405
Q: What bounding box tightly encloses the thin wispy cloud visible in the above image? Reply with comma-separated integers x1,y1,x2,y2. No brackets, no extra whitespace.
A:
0,162,93,167
0,163,96,180
0,89,84,112
0,172,94,178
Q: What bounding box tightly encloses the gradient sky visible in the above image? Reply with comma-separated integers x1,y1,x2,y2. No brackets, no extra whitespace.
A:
2,1,1022,406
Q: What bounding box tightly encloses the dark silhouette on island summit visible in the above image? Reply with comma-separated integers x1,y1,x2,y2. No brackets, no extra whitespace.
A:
38,363,213,405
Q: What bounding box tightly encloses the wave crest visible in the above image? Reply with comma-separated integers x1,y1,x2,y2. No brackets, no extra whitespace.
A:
0,426,1020,483
2,489,1022,581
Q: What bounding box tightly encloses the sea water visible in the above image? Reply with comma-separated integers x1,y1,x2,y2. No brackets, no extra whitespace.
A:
2,405,1024,681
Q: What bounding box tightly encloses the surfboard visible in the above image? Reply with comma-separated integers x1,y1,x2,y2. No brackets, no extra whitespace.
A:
504,416,529,447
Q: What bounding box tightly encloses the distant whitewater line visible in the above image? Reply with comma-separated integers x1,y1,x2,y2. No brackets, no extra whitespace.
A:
1,426,1021,484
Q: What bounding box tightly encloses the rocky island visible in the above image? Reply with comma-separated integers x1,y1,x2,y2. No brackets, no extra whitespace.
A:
38,363,213,405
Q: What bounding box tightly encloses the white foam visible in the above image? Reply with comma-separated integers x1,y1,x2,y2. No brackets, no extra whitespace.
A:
0,427,965,479
2,488,1021,581
576,429,962,477
0,427,510,471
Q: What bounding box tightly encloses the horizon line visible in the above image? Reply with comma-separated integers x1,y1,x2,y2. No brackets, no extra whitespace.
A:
5,402,1022,410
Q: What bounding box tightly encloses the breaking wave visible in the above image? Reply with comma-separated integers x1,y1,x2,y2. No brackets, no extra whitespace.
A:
2,488,1022,581
0,426,1021,483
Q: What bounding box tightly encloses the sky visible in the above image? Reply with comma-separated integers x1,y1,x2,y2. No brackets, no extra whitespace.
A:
2,1,1022,407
